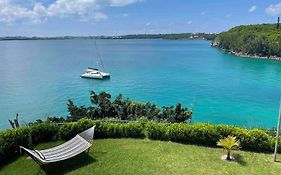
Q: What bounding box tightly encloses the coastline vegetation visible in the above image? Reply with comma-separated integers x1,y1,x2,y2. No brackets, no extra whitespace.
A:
61,91,192,123
1,117,279,165
1,92,280,172
212,23,281,60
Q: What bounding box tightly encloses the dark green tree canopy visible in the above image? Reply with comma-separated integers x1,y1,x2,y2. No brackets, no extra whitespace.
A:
67,91,192,123
213,23,281,57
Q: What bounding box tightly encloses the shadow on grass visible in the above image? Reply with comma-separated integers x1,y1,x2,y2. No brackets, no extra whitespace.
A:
233,153,246,166
38,153,96,175
0,156,19,170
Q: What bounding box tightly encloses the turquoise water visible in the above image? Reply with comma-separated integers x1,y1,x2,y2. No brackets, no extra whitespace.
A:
1,39,281,129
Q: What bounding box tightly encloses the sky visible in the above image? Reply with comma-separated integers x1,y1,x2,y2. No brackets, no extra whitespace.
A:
1,0,281,36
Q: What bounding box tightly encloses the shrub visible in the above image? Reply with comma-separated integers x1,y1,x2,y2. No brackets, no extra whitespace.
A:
58,118,145,140
0,118,278,165
0,127,30,163
59,118,94,140
153,122,275,151
146,122,169,141
67,91,192,122
98,123,124,138
166,123,219,146
123,122,145,138
188,123,219,146
214,125,248,138
30,123,59,145
241,129,273,151
90,122,145,139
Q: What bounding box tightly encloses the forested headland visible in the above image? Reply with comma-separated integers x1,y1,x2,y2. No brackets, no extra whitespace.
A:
212,23,281,60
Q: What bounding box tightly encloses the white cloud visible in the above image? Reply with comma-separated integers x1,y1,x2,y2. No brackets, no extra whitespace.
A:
145,22,151,26
0,0,142,24
0,2,45,24
121,13,129,17
114,13,129,18
109,0,143,7
187,20,192,25
225,14,232,18
266,3,281,16
80,12,108,22
248,5,256,13
200,12,205,15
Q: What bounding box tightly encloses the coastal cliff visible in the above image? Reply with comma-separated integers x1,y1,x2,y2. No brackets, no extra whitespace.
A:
212,23,281,61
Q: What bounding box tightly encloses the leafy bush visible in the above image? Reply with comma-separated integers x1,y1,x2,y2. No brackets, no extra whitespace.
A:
187,124,219,146
241,129,272,151
0,128,30,163
67,91,192,123
214,125,248,138
0,119,279,165
166,123,219,146
59,118,94,140
146,122,169,141
147,122,275,151
58,118,145,140
123,123,145,138
0,123,58,164
30,123,59,145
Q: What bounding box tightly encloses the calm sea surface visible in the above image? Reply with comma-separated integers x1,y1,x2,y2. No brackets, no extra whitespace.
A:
1,39,281,129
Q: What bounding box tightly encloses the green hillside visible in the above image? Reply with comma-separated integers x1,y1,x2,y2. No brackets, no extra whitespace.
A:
213,23,281,58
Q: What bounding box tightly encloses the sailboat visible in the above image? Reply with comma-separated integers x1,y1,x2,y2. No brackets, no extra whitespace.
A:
80,40,110,79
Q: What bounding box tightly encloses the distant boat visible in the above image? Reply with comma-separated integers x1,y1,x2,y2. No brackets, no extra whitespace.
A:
80,67,110,79
81,40,110,79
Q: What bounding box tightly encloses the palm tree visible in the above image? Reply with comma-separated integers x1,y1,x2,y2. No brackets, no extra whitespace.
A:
217,135,240,160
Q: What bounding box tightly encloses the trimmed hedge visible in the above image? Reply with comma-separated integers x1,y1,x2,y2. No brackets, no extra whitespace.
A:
59,119,145,140
0,127,30,163
0,119,280,165
146,122,275,152
146,122,169,141
168,123,219,146
0,123,59,163
30,123,59,145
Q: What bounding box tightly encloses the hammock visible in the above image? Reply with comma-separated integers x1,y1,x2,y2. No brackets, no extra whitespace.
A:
20,126,95,165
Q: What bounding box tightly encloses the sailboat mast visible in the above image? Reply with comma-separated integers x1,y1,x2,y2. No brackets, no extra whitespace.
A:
94,39,105,70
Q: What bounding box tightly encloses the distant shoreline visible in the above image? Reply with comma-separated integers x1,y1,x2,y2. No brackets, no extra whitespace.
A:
0,38,210,41
0,33,216,41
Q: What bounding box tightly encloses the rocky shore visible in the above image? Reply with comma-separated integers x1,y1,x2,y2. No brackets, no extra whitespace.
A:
211,42,281,61
228,51,281,61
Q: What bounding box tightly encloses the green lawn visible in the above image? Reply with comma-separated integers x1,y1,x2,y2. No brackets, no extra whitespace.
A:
1,139,281,175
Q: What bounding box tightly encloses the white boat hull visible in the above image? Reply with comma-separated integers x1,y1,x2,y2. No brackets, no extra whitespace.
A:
80,74,103,79
80,69,110,79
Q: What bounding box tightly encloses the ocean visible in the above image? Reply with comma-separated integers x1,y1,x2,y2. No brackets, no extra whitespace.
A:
1,39,281,129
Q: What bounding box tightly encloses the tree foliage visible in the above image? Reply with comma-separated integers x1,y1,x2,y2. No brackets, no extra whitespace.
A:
213,23,281,57
66,91,192,123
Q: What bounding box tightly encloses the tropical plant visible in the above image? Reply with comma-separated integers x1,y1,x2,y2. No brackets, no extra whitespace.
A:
217,135,240,160
67,91,192,123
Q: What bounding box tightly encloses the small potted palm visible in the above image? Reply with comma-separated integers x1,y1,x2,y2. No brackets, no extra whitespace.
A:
217,135,240,161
